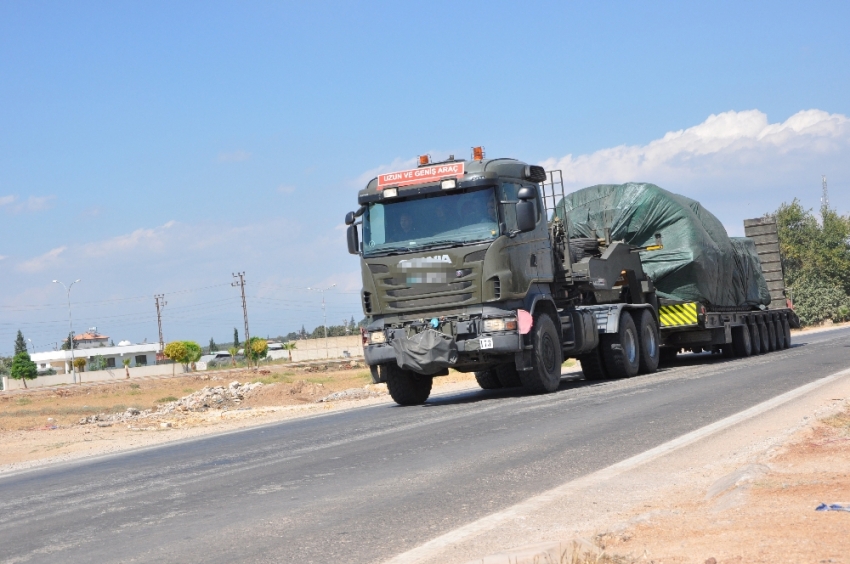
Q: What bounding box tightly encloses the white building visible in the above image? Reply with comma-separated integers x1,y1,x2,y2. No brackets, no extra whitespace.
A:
31,342,162,374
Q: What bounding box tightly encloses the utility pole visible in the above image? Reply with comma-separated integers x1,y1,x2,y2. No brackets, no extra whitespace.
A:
307,284,335,359
822,175,830,212
232,272,251,366
154,294,167,354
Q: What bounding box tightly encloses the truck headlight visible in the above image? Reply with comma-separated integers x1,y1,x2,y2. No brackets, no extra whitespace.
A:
482,317,517,332
369,331,386,344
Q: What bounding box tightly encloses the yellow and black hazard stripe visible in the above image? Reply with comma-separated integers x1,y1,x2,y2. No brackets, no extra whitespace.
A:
659,302,699,327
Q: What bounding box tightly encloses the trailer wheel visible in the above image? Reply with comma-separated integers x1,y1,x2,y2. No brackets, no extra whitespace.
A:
383,364,433,406
578,347,609,380
766,317,778,351
519,313,563,394
495,363,523,388
600,311,640,378
782,317,792,348
474,369,503,390
732,325,752,357
757,317,770,353
633,309,660,374
749,321,762,355
774,318,786,349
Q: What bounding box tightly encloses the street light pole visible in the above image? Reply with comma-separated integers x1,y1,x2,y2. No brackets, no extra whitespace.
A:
307,284,335,359
53,279,81,384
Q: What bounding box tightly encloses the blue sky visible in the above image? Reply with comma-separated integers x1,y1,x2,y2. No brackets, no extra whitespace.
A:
1,1,849,354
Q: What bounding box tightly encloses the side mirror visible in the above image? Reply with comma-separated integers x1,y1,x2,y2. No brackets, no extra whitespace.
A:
516,200,536,232
345,211,356,225
517,186,535,200
347,224,360,255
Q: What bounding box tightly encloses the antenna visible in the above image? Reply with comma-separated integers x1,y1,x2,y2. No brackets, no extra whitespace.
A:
822,175,830,211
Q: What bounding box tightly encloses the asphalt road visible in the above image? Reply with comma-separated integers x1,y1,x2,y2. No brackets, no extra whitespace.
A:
2,326,849,564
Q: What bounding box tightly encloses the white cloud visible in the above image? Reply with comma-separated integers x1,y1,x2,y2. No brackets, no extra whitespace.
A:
354,157,417,187
0,194,55,212
540,109,849,190
82,221,177,257
17,246,66,273
217,150,252,162
277,184,296,194
0,255,7,261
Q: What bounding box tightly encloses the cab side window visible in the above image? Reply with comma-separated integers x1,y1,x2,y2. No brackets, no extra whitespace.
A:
500,182,520,232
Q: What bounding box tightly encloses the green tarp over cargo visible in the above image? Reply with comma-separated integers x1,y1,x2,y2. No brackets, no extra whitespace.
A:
556,183,771,308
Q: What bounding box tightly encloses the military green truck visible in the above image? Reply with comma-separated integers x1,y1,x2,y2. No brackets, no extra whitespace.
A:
344,150,666,405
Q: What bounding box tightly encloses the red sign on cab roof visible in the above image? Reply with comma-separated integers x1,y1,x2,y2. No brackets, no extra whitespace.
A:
377,162,465,190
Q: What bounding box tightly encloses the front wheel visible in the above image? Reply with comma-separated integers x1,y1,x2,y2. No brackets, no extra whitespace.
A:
474,369,502,390
383,364,433,406
519,313,563,394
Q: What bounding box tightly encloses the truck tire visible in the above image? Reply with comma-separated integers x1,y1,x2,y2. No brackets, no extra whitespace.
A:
518,313,563,394
383,364,433,406
474,369,502,390
732,325,752,357
782,317,792,348
659,347,678,365
749,320,762,355
600,311,640,379
766,317,778,351
495,363,523,388
578,347,609,380
633,309,660,374
774,318,786,349
757,317,770,353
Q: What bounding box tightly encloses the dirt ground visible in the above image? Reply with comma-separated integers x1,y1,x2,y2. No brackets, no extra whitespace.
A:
588,401,850,564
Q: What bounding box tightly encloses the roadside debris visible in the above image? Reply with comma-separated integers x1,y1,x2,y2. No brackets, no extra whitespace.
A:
317,383,387,403
815,503,850,512
77,381,264,425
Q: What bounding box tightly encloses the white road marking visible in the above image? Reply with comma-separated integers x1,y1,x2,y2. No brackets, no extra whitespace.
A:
383,366,850,564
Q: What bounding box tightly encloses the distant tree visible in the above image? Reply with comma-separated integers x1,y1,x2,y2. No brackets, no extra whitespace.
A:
282,341,297,362
300,325,307,339
245,337,268,367
14,330,27,355
122,358,131,379
776,199,850,325
183,341,202,370
61,332,73,350
233,328,240,348
10,352,38,389
0,356,11,376
110,339,115,346
209,338,218,353
89,355,108,371
227,346,238,366
163,341,188,376
72,357,87,373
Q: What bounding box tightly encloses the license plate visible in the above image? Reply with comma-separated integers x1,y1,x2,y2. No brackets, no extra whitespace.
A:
479,337,494,350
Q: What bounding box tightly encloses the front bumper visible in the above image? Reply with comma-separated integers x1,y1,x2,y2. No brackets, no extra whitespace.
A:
364,330,522,373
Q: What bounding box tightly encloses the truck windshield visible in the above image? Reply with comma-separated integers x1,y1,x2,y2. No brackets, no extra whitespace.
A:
362,188,498,256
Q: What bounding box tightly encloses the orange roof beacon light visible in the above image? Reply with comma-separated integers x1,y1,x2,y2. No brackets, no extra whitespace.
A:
418,154,431,166
472,146,485,161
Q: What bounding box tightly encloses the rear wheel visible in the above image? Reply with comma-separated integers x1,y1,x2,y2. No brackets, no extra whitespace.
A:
600,311,640,378
495,363,522,388
383,364,433,406
519,313,563,394
474,369,502,390
749,321,762,355
633,309,660,374
732,325,752,357
774,318,786,349
766,317,778,351
758,317,770,352
578,347,609,380
782,317,792,348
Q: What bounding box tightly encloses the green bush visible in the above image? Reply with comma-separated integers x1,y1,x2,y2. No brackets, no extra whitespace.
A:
789,273,850,326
